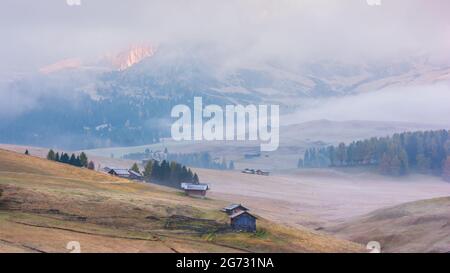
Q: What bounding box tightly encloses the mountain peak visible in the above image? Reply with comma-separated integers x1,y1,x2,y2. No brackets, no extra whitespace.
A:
39,44,156,74
106,44,156,71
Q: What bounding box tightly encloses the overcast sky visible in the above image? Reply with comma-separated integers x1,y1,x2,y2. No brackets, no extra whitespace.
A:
1,1,450,126
1,0,450,74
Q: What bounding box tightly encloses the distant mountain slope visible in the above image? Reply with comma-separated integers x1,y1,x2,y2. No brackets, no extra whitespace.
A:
0,149,362,253
92,53,450,106
2,44,450,149
326,197,450,253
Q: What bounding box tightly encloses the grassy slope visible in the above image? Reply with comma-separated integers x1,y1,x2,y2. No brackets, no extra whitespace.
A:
326,197,450,253
0,149,361,253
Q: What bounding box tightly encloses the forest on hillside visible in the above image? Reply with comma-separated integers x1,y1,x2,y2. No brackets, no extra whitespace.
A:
47,150,95,170
298,130,450,178
140,160,199,188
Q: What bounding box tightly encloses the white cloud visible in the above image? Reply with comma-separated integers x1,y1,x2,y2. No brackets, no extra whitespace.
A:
0,0,449,73
284,84,450,125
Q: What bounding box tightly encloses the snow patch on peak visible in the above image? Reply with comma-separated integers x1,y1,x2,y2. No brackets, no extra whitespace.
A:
38,44,156,75
106,45,156,71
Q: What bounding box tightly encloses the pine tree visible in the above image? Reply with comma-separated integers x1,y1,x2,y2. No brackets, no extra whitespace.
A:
181,165,188,182
69,154,77,166
336,143,346,166
61,153,69,164
47,150,55,161
187,168,194,182
87,161,95,170
79,152,88,167
143,160,153,179
24,150,29,155
131,163,140,174
169,161,178,182
151,161,161,180
193,173,199,183
160,160,170,181
398,148,409,175
327,146,336,166
55,152,60,162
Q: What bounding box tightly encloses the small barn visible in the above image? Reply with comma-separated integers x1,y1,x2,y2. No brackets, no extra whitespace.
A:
108,168,130,179
222,204,249,215
181,183,209,198
230,211,257,232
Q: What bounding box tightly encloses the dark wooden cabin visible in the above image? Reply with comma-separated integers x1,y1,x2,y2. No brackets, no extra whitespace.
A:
230,211,257,232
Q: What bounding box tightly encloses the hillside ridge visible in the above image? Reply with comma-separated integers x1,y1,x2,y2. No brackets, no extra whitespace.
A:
0,148,362,253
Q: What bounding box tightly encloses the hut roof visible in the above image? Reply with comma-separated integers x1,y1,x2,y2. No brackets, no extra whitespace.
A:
230,211,257,220
128,170,143,177
110,168,130,175
181,183,209,191
223,204,249,211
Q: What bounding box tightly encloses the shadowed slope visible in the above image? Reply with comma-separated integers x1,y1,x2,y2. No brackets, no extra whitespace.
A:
327,197,450,253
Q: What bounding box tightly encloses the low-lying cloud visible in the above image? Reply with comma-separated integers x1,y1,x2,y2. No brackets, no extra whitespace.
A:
285,84,450,126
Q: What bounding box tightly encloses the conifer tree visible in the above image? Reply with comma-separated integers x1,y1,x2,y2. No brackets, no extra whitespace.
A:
69,154,76,166
131,163,140,174
143,160,153,179
193,173,199,183
79,152,88,167
151,161,161,180
61,153,69,164
87,161,95,170
47,149,55,161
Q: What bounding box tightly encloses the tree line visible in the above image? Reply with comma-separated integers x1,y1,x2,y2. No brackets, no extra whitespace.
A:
47,150,95,169
298,130,450,177
136,160,200,188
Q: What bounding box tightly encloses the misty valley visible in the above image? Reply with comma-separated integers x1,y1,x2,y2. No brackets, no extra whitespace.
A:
1,0,450,257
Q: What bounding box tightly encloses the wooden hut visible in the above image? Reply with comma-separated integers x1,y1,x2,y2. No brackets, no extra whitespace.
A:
230,211,257,232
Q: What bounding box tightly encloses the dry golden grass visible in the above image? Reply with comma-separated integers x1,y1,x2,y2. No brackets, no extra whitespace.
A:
0,148,363,253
